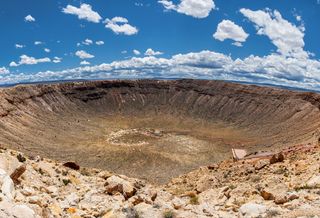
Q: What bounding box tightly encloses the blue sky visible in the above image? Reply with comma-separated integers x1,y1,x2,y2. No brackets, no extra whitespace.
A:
0,0,320,90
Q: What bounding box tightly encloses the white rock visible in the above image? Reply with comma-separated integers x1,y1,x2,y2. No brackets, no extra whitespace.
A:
0,153,21,175
1,175,15,200
0,200,36,218
46,186,58,197
21,187,35,196
307,175,320,188
12,204,36,218
66,192,80,206
239,203,267,218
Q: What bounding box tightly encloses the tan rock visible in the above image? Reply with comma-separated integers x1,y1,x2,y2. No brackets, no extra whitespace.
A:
106,175,137,199
195,175,218,193
260,190,274,200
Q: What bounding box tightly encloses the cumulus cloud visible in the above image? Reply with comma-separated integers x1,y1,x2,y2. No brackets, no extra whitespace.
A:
240,8,307,58
53,57,62,63
133,49,141,55
25,15,35,22
2,50,320,91
75,50,94,59
80,60,91,65
158,0,215,18
96,41,104,45
15,44,25,49
145,48,163,56
82,39,93,45
0,67,9,74
104,17,138,35
10,55,51,67
62,3,102,23
34,41,43,45
44,48,51,53
213,20,249,46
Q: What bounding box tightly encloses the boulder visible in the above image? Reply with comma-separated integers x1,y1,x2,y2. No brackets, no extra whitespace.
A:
254,159,269,170
106,175,137,199
306,175,320,188
260,190,274,200
63,162,80,170
1,175,15,200
10,165,26,185
239,203,267,218
270,153,284,164
12,204,36,218
274,195,288,205
0,200,36,218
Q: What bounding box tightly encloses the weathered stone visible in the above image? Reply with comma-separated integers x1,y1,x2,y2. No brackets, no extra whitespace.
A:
106,175,137,199
254,159,269,170
270,153,284,164
260,190,274,200
274,195,288,204
10,165,26,185
307,175,320,188
1,175,15,200
63,162,80,170
12,204,36,218
239,203,267,217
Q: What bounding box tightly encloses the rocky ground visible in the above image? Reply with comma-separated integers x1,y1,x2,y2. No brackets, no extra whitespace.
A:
0,142,320,218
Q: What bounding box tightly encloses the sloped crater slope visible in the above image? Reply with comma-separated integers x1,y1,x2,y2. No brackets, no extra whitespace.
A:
0,80,319,183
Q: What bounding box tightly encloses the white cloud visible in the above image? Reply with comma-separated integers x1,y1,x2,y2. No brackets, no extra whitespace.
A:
10,55,51,67
158,0,215,18
15,44,25,49
133,49,141,55
34,41,43,45
104,17,138,35
62,3,102,23
96,41,104,45
121,50,128,54
53,57,62,63
82,38,93,45
0,67,9,74
2,50,320,91
295,15,302,22
240,8,307,58
80,60,91,65
44,48,51,53
145,48,163,56
213,20,249,46
9,62,18,67
232,42,243,47
75,50,94,59
25,15,35,22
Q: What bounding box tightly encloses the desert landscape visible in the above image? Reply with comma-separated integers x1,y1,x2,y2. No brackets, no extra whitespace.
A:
1,0,320,217
0,79,319,217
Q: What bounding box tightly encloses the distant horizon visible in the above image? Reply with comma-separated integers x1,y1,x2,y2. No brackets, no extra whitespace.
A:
1,77,319,93
0,1,320,91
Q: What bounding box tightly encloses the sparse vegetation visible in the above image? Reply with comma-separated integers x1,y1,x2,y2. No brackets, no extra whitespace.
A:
294,184,316,191
189,195,199,205
163,210,174,218
229,184,237,190
62,179,71,186
17,153,26,162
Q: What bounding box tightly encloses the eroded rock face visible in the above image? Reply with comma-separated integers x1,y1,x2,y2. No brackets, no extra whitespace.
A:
0,80,319,184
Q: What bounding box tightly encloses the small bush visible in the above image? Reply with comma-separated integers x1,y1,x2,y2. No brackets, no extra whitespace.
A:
62,179,71,186
17,153,26,162
163,210,174,218
189,195,199,205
